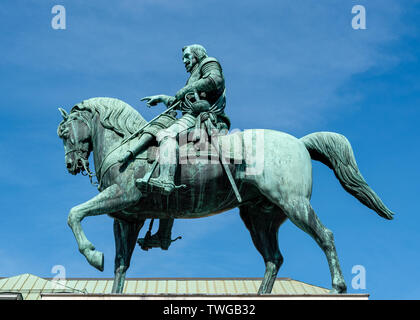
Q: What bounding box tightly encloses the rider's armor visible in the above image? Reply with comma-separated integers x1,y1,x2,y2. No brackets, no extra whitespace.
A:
170,56,230,131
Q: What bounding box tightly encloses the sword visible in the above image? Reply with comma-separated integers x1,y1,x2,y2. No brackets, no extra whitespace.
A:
211,136,243,203
191,91,242,203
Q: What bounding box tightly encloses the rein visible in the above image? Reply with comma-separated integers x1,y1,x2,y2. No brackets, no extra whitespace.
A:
81,158,98,186
65,148,99,187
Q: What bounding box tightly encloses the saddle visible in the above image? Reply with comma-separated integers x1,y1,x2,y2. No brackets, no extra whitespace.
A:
144,141,217,164
134,113,244,202
143,130,243,164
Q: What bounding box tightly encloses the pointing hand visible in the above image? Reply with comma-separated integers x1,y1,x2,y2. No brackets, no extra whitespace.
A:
140,95,163,107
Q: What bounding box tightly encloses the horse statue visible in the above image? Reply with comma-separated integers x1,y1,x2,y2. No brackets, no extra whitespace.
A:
57,97,394,294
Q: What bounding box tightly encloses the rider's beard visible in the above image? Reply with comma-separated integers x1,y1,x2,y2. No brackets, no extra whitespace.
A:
185,59,196,73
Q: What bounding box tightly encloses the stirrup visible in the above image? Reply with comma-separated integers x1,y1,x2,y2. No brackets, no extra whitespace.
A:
137,231,160,251
137,232,182,251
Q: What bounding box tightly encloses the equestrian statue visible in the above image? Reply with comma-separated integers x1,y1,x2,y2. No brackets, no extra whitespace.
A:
57,44,394,294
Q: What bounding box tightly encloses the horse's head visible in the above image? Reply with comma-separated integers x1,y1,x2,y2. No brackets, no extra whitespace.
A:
57,108,92,175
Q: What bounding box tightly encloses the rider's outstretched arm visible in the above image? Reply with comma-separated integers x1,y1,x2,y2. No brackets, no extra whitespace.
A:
141,95,177,108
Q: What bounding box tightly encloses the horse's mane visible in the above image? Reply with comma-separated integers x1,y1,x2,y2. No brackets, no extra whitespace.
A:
68,97,147,138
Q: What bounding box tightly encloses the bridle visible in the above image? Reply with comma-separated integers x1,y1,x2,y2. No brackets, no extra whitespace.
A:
63,118,98,186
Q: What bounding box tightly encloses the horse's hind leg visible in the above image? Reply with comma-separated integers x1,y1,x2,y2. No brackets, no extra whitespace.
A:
112,218,144,293
277,196,347,293
239,201,287,294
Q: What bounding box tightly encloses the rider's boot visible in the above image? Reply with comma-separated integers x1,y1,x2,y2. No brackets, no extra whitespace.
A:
118,133,154,164
136,136,185,195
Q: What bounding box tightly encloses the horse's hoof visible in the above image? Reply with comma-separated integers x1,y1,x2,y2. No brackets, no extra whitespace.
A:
85,250,104,272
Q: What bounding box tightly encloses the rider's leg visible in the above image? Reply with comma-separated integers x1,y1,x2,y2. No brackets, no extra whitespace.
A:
118,133,154,163
119,112,178,164
153,133,178,190
135,130,179,195
137,114,196,195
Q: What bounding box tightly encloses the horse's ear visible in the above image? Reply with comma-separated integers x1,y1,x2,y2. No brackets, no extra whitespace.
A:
58,108,69,120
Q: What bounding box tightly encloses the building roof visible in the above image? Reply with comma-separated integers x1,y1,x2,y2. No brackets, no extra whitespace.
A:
0,273,333,300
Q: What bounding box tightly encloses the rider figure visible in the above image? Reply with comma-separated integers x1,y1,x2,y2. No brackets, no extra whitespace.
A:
136,44,229,195
120,44,229,250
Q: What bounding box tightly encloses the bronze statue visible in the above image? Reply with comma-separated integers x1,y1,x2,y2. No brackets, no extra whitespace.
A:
57,45,394,295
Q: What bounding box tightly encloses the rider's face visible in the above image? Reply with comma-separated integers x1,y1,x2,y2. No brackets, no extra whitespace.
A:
183,48,197,72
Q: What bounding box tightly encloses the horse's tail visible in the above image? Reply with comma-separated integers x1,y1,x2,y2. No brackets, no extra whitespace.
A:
300,132,394,220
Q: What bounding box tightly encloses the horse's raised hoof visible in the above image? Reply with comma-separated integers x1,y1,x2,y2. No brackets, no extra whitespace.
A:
85,249,104,272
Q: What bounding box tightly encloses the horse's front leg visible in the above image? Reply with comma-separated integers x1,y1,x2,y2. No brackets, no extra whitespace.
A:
67,184,140,271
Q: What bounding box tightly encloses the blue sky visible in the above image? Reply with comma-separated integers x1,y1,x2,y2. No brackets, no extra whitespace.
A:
0,0,419,299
